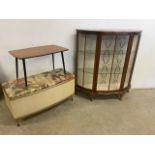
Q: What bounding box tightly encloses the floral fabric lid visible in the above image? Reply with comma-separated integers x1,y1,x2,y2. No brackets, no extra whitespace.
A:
2,68,74,100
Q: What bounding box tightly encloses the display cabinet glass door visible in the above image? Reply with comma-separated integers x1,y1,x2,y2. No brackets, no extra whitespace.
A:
97,35,115,91
77,33,96,89
97,34,129,91
124,34,139,88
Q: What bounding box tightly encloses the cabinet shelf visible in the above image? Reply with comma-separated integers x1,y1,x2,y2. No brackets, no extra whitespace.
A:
78,68,123,74
79,50,127,55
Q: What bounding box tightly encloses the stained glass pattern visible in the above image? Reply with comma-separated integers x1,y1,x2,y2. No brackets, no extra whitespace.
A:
97,35,130,91
109,35,129,90
97,35,115,90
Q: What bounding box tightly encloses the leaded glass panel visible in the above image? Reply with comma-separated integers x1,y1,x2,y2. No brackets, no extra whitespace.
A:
109,35,129,90
97,35,115,90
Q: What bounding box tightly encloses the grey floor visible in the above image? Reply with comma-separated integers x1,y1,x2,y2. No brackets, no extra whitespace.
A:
0,89,155,135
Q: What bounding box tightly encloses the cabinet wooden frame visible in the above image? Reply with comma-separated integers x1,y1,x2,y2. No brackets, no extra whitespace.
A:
75,30,141,100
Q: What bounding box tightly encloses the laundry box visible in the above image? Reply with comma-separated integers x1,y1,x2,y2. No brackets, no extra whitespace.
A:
2,68,75,125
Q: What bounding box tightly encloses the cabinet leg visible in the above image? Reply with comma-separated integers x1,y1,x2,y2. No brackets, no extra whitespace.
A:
70,95,74,101
127,85,131,92
90,96,93,101
118,94,123,100
16,119,21,127
89,93,94,101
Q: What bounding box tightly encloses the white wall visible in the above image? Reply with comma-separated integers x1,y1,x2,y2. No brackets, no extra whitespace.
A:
0,19,155,88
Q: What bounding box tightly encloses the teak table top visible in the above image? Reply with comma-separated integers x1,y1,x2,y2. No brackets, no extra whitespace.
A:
9,45,68,59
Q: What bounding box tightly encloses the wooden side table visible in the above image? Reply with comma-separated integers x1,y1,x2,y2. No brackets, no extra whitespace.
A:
9,45,69,87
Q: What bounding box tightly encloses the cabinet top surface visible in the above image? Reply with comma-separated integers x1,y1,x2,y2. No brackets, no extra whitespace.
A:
9,45,69,59
77,29,142,33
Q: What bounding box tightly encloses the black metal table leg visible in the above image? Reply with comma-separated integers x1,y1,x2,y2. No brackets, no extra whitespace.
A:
15,58,19,80
61,51,66,74
52,54,55,70
22,59,28,87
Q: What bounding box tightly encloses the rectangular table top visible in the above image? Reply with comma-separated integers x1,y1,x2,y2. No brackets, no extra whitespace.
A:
9,45,68,59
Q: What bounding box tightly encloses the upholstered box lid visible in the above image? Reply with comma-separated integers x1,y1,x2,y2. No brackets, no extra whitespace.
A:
2,68,74,100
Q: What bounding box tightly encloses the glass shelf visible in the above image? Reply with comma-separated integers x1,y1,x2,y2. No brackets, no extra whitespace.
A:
78,50,95,54
79,50,127,55
77,68,93,74
78,68,124,75
100,50,127,55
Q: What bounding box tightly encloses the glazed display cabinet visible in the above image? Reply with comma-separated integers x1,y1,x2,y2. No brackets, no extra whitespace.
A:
76,30,141,100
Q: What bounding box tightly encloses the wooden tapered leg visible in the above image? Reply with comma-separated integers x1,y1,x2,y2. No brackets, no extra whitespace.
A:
15,58,19,80
70,95,74,101
89,93,94,101
118,94,123,100
52,54,55,70
22,59,28,87
16,119,21,127
61,52,66,74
